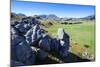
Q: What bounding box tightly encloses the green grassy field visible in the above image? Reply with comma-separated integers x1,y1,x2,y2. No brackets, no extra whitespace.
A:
45,21,95,60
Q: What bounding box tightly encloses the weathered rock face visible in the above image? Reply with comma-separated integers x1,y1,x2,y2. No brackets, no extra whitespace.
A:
11,17,70,66
25,24,45,45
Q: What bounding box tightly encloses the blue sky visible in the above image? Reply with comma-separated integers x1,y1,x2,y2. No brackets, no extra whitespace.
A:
11,0,95,18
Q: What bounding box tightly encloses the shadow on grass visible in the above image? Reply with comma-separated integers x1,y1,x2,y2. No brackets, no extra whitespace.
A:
35,52,90,65
61,52,90,63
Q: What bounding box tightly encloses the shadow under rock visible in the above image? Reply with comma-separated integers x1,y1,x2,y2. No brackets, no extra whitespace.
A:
35,52,90,65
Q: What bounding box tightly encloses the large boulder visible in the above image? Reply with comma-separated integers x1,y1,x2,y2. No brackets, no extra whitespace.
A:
31,47,48,61
15,21,31,34
57,28,65,40
57,28,70,58
31,24,40,43
11,21,20,27
15,23,27,34
39,34,51,51
11,34,25,46
24,28,33,45
50,38,60,52
11,27,25,46
25,24,44,45
22,17,38,26
11,26,19,35
36,29,45,40
59,40,69,57
13,41,36,65
25,24,41,45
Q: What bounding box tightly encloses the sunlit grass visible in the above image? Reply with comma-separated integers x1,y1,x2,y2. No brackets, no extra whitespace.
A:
45,21,95,58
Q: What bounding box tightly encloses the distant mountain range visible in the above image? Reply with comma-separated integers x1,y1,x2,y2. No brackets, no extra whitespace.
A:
11,12,95,23
11,12,26,18
34,14,95,21
80,15,95,20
